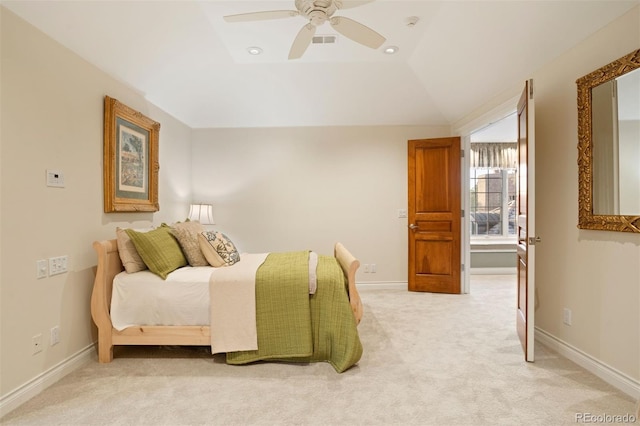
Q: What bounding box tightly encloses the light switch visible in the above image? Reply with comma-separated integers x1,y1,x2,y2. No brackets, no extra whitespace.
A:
36,259,48,278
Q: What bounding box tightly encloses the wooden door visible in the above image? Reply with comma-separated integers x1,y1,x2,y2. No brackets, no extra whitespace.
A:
516,80,536,362
408,137,461,293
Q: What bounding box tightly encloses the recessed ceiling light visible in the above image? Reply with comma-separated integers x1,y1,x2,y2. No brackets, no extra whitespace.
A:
384,46,399,55
247,46,263,55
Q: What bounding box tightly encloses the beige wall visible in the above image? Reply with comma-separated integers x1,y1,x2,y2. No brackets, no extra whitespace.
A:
191,125,449,283
0,8,193,397
533,7,639,382
456,6,640,382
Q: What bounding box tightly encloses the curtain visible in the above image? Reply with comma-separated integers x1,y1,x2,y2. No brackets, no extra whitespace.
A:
470,143,517,168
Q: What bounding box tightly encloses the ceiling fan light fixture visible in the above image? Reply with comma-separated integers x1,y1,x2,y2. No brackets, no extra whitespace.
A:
384,45,399,54
247,46,263,55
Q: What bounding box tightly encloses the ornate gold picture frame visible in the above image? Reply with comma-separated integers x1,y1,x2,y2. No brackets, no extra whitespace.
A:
103,96,160,212
576,49,640,233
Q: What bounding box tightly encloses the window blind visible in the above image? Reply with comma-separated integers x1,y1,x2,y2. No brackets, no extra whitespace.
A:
470,143,517,168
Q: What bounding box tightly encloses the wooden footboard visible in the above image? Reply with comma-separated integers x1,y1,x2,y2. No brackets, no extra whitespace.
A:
335,242,363,325
91,240,361,363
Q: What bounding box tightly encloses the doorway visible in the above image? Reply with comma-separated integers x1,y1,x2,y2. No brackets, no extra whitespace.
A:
459,105,519,293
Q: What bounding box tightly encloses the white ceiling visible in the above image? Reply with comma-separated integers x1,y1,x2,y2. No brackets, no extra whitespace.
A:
3,0,638,129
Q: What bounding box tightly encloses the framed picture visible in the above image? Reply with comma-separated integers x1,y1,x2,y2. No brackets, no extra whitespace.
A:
103,96,160,212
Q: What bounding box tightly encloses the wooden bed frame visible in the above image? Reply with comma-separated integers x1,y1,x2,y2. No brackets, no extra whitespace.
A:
91,239,363,363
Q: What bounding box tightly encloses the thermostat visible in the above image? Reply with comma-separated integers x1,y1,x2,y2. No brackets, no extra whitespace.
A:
46,169,65,188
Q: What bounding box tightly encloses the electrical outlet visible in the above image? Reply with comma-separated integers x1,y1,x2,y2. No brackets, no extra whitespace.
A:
363,264,370,273
563,308,572,326
50,326,60,346
32,334,43,355
371,263,377,273
49,255,68,275
36,259,48,278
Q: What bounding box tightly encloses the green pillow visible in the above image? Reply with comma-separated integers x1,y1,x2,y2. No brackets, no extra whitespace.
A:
125,226,187,279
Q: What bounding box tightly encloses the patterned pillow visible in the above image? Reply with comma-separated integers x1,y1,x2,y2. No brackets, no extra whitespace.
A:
115,227,148,273
170,221,209,267
125,226,187,279
198,231,240,267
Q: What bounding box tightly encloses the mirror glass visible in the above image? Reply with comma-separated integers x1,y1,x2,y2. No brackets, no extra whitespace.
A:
577,48,640,233
592,67,640,215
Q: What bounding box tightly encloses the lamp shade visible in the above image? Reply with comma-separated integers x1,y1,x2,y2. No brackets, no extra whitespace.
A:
188,203,215,225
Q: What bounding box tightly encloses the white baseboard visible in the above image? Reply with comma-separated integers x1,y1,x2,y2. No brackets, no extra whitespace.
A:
355,273,521,290
357,281,407,291
470,267,516,275
0,344,96,418
535,327,640,399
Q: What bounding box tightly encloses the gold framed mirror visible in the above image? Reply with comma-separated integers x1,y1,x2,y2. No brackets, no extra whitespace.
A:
577,48,640,233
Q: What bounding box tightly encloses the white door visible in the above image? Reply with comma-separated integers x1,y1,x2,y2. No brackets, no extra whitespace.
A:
462,136,471,294
516,79,536,362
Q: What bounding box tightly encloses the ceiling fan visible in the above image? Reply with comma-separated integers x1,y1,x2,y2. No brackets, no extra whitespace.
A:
223,0,386,59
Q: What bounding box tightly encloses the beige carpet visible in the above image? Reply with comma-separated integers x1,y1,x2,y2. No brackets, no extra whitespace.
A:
2,275,637,425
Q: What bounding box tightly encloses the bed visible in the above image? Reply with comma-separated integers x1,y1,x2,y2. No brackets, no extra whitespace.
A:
91,234,363,373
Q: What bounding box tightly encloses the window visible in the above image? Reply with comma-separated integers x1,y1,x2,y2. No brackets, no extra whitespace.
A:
469,142,517,239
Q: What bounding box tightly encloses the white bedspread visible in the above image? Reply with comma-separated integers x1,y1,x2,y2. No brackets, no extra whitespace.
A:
209,253,269,354
111,266,214,331
110,252,317,344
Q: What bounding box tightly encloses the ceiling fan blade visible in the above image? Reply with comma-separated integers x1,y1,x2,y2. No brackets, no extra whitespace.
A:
289,24,316,60
337,0,375,10
329,16,385,49
223,10,299,23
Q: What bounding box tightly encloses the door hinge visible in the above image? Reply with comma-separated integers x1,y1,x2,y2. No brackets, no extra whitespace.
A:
529,79,534,99
528,236,541,245
461,209,465,218
461,149,465,158
461,264,465,272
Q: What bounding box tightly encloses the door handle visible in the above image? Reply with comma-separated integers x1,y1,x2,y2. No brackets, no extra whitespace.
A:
409,224,419,231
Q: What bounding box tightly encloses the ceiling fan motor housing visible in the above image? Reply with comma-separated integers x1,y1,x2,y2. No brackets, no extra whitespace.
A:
295,0,339,25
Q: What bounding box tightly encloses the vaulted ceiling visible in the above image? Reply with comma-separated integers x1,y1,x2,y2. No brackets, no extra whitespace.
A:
3,1,638,128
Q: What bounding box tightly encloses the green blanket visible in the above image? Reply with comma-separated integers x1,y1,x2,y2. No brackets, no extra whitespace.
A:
226,251,363,373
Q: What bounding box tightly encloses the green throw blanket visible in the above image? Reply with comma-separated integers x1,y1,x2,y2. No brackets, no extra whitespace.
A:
226,251,363,373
